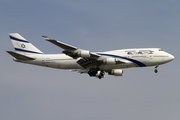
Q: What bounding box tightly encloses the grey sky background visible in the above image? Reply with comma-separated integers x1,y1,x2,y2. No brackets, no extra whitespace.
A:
0,0,180,120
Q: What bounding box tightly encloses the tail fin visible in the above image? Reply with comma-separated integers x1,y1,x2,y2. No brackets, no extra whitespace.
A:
9,33,43,55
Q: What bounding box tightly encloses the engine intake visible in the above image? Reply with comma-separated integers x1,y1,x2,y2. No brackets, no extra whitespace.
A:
108,69,123,76
77,50,90,58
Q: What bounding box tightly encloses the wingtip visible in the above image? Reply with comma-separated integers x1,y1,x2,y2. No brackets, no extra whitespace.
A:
42,35,51,40
6,51,12,54
42,35,47,38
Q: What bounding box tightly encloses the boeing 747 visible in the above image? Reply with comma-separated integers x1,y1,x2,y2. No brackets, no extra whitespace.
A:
7,33,174,79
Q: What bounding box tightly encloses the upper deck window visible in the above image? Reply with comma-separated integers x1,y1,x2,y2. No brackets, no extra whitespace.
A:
138,51,143,54
127,52,133,55
149,51,154,54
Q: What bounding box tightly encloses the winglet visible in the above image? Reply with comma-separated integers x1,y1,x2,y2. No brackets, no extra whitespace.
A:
42,35,51,41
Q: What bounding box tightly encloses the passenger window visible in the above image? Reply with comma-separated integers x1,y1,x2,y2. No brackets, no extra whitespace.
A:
149,51,154,54
127,52,133,55
138,51,143,54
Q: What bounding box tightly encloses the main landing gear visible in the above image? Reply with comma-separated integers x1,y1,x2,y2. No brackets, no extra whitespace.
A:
88,68,105,79
154,65,158,73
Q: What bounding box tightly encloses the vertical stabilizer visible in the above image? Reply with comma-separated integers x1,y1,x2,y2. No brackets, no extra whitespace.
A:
9,33,43,55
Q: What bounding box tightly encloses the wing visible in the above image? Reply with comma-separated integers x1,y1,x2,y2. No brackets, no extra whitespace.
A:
42,36,77,50
42,36,125,68
42,35,100,59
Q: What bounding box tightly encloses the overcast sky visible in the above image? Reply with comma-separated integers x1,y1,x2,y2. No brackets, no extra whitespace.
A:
0,0,180,120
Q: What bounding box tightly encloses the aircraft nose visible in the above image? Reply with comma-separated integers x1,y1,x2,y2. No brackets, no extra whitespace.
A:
169,55,174,60
169,54,175,61
162,53,174,63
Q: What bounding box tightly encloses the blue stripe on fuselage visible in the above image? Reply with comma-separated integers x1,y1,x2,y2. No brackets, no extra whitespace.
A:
10,36,29,43
15,48,42,54
97,53,146,67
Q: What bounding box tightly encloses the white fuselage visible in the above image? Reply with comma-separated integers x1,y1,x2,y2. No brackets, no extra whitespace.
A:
14,48,174,71
8,33,175,78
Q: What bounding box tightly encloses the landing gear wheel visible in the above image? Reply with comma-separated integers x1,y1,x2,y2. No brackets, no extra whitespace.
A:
88,68,105,79
98,71,105,79
154,69,158,73
154,65,159,73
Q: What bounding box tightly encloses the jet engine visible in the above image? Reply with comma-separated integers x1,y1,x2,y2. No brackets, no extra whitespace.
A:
103,58,117,64
108,69,123,76
77,50,90,58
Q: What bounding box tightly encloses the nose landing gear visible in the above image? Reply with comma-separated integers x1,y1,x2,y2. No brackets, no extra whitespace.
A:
154,65,158,73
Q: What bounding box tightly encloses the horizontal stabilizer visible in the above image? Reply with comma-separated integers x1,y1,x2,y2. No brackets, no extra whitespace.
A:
7,51,35,60
70,69,89,74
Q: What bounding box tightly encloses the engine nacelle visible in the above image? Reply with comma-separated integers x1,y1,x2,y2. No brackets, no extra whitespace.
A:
77,50,90,58
108,69,123,76
103,58,117,64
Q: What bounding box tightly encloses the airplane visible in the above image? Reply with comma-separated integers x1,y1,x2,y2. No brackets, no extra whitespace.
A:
7,33,174,79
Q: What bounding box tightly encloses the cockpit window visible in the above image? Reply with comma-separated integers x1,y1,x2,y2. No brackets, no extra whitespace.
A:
159,49,163,51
